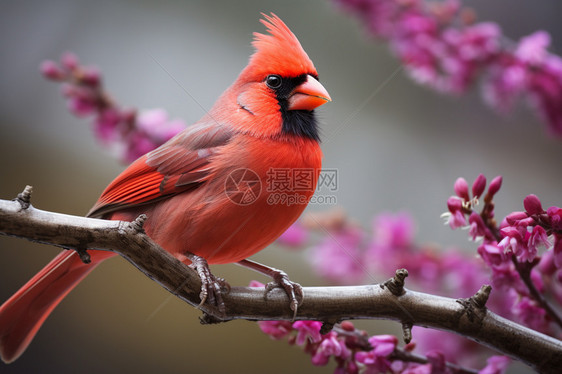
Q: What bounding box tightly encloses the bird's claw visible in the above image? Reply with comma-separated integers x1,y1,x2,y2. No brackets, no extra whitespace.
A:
264,270,303,320
187,255,229,315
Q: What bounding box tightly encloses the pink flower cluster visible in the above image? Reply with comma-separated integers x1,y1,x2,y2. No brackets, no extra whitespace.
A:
253,277,510,374
307,209,491,300
499,195,562,265
483,31,562,135
40,53,186,163
334,0,562,136
280,175,562,370
445,175,562,335
290,209,509,370
276,221,310,248
445,174,501,234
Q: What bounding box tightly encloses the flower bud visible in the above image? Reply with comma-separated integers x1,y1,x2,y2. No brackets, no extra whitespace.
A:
340,321,355,331
454,177,470,200
472,174,486,198
487,175,503,196
40,60,64,80
82,67,101,86
505,211,527,225
61,51,79,70
523,194,543,215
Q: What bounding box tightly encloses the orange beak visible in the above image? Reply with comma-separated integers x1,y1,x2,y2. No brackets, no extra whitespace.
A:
287,75,331,111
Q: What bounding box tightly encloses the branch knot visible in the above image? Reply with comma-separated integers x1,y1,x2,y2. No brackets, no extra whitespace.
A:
14,185,33,209
402,322,413,344
381,268,409,296
129,214,147,234
456,285,491,323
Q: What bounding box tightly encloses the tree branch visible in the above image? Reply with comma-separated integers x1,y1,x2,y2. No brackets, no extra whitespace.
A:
1,187,561,373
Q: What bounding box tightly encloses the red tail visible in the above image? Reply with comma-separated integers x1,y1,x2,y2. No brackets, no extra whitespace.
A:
0,249,115,363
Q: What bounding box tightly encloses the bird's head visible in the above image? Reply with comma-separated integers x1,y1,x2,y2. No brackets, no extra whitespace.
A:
223,13,331,141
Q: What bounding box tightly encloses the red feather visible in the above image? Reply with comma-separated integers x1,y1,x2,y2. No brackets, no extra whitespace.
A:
88,122,233,218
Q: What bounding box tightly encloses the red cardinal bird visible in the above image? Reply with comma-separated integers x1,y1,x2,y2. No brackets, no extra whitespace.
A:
0,14,330,363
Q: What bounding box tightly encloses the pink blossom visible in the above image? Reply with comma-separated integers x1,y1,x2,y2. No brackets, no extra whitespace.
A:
249,280,264,288
515,31,551,65
292,321,323,345
336,0,562,137
41,53,186,164
308,225,365,284
453,23,500,61
366,212,435,286
479,355,510,374
257,320,294,340
373,211,415,247
122,110,185,162
477,243,508,267
489,263,523,293
442,251,489,297
482,62,527,113
446,197,466,229
94,109,122,142
468,212,488,240
447,210,466,229
527,225,550,255
276,222,309,247
355,334,397,373
250,281,296,340
411,327,480,368
310,332,350,366
125,133,159,163
498,226,537,262
425,350,447,373
513,297,550,333
368,334,398,357
136,108,185,143
68,96,96,117
511,31,562,136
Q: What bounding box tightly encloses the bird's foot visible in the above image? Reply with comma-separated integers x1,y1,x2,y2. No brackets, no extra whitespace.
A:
237,259,303,320
186,253,230,315
264,269,303,320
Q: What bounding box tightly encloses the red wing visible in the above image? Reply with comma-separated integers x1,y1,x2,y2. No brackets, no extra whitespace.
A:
87,122,233,218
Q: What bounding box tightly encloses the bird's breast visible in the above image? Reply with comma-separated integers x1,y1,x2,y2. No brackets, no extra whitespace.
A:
146,135,322,264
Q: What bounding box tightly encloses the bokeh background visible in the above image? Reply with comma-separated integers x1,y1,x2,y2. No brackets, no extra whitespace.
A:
1,0,561,373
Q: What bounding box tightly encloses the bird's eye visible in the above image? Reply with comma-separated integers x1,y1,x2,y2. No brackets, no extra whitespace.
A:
265,75,282,89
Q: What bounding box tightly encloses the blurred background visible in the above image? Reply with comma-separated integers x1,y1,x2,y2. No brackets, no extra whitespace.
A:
1,0,561,373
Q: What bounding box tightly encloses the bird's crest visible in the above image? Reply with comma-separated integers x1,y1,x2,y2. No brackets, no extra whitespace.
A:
243,13,318,79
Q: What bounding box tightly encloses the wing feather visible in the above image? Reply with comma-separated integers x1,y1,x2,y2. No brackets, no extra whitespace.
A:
87,122,233,218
